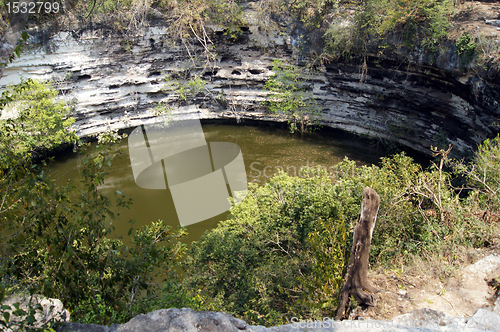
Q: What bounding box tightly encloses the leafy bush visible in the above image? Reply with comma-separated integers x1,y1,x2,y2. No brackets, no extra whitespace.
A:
0,80,187,326
456,32,476,65
177,75,206,102
262,60,321,135
324,0,456,58
291,0,342,29
0,79,77,260
299,217,347,314
323,21,363,59
331,149,499,264
327,154,433,263
3,145,187,325
454,135,500,215
183,169,356,326
182,148,500,326
0,78,76,158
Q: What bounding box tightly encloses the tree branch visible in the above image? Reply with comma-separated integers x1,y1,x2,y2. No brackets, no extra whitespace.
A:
0,0,34,79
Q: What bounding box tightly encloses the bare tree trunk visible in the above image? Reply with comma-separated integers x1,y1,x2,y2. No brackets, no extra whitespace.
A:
336,187,380,320
0,0,34,79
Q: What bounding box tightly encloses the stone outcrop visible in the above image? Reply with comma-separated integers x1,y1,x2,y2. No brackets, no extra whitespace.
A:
2,293,70,329
485,20,500,28
0,1,499,157
55,307,500,332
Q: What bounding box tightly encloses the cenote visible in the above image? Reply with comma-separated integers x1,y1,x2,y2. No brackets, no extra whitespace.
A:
47,121,407,245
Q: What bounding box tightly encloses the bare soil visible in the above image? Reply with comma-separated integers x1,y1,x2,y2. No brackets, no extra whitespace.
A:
349,240,500,321
452,0,500,39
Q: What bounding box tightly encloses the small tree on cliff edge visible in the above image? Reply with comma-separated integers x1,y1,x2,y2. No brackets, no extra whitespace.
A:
262,60,322,135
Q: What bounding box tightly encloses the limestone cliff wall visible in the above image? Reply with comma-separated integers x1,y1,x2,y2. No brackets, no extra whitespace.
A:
1,14,499,156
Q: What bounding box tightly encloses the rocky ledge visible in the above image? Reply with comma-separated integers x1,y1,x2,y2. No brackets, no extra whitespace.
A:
55,306,500,332
1,1,499,156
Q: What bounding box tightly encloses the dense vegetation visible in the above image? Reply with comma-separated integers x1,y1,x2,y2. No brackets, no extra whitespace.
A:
1,78,499,330
0,80,187,329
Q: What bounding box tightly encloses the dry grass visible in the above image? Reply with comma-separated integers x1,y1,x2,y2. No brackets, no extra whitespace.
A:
451,0,500,69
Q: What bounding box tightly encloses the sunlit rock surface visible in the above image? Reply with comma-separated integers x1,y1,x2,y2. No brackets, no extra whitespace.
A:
2,294,70,329
55,307,500,332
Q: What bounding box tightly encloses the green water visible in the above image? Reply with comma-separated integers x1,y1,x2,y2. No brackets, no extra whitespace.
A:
48,123,387,245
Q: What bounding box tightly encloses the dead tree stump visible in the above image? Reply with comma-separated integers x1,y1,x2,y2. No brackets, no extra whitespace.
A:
336,187,380,320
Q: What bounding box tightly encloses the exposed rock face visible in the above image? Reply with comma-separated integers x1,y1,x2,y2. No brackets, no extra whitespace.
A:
55,307,500,332
320,58,499,156
2,294,70,329
0,4,499,156
115,308,248,332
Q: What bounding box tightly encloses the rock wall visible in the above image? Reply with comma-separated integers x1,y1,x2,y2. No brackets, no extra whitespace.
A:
1,4,499,156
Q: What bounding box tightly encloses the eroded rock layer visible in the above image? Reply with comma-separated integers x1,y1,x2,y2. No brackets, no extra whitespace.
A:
2,17,499,156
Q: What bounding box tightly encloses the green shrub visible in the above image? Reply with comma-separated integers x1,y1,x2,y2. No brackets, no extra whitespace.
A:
183,169,359,326
456,33,476,57
323,22,362,59
0,78,76,158
456,32,476,66
454,135,500,214
323,0,455,59
0,137,187,326
0,79,77,262
332,149,499,264
291,0,342,29
178,75,206,101
262,60,321,135
160,0,243,61
329,154,434,264
299,217,347,316
182,152,496,325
